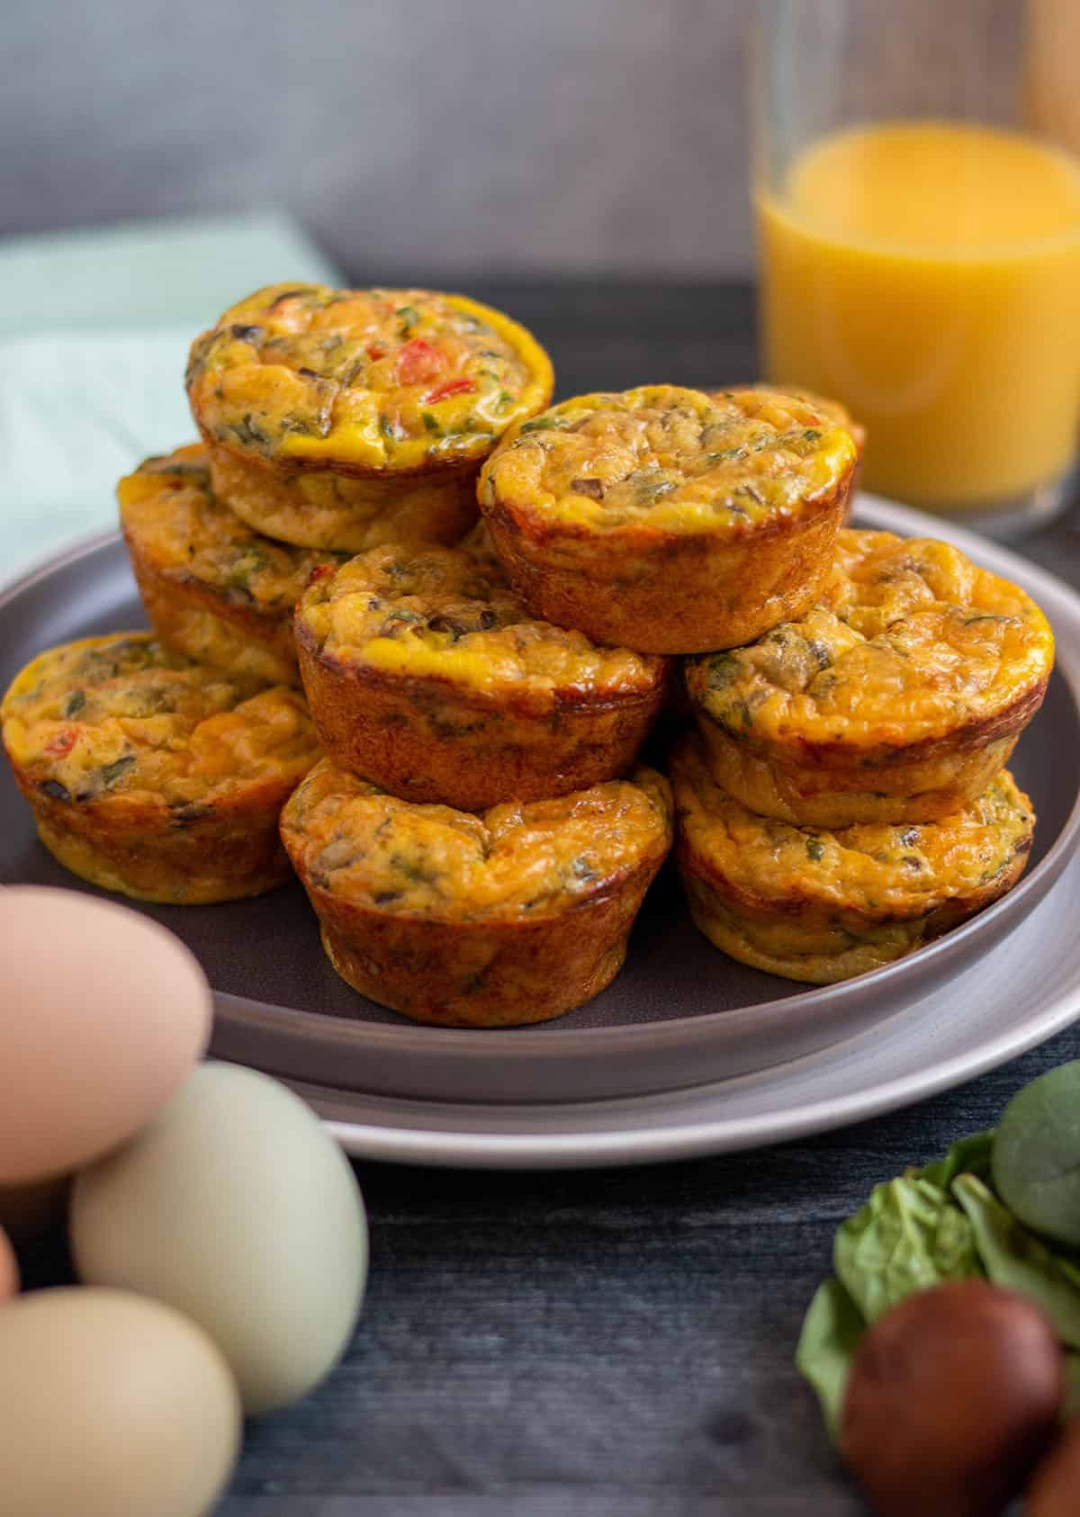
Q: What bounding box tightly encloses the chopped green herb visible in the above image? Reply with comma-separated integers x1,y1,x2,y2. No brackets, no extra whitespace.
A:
803,429,821,443
63,689,86,718
100,754,136,788
421,412,442,434
706,653,741,692
396,304,420,330
229,413,269,448
806,838,825,862
379,415,397,441
390,852,439,886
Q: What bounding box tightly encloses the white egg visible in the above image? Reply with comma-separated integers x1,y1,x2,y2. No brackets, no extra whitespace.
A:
71,1062,369,1415
0,1287,240,1517
0,887,211,1185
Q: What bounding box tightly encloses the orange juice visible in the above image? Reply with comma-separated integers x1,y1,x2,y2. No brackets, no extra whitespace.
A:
757,121,1080,509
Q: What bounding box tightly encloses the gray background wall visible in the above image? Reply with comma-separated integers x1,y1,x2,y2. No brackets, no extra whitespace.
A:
3,0,1023,278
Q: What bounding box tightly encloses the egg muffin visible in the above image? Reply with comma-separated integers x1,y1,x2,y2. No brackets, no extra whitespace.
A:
1,635,320,903
478,384,857,654
118,444,347,685
280,758,673,1027
685,530,1054,827
672,738,1034,985
294,536,669,811
186,283,554,551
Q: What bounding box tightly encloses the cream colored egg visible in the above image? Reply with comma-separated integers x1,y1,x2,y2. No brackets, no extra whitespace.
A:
0,1226,18,1299
0,888,211,1185
0,1287,240,1517
72,1062,368,1415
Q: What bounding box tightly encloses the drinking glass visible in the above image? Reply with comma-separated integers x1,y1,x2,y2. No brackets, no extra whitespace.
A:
752,0,1080,536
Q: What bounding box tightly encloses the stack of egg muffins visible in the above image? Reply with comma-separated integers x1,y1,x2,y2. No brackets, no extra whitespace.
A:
0,284,1056,1025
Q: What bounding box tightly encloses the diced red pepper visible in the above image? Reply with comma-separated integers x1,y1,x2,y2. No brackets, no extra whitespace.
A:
424,377,476,405
365,342,386,361
45,728,78,759
307,563,337,586
396,339,445,386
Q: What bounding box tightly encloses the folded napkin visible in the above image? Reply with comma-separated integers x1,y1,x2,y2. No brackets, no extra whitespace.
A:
0,213,339,580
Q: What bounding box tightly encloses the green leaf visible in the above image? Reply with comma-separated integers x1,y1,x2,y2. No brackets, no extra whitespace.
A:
920,1130,996,1190
952,1174,1080,1348
795,1279,866,1440
834,1175,982,1323
992,1060,1080,1248
1066,1354,1080,1417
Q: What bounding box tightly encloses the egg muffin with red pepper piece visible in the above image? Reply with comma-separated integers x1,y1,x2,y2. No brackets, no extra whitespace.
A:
478,385,857,654
118,444,347,686
1,634,320,903
685,529,1054,828
186,283,554,551
672,737,1034,984
280,757,673,1026
294,536,669,811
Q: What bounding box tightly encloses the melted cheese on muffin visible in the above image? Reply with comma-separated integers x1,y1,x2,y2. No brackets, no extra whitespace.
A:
480,385,856,533
187,283,553,472
118,445,347,615
688,530,1054,752
2,635,318,807
296,541,662,697
281,758,672,921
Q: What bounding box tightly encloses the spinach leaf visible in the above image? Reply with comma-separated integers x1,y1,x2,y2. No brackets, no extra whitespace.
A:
795,1279,866,1439
992,1060,1080,1248
834,1174,981,1323
953,1174,1080,1348
921,1130,996,1190
1067,1354,1080,1417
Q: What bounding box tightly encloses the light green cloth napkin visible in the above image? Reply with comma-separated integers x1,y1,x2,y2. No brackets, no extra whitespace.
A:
1,213,340,579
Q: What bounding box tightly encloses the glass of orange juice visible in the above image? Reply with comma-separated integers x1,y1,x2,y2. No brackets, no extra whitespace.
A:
753,0,1080,536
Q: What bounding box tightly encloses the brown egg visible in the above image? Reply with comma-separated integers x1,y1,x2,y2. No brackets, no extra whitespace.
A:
0,1227,18,1300
1026,1417,1080,1516
841,1281,1065,1517
0,888,211,1185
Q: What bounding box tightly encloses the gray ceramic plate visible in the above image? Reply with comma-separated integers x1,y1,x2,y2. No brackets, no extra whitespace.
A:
2,495,1079,1165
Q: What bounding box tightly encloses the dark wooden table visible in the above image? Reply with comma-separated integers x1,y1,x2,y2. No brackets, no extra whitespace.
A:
37,282,1080,1515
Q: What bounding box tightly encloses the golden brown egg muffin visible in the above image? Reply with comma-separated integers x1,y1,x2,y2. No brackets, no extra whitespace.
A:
280,757,673,1027
186,283,554,551
685,529,1054,828
478,384,857,654
294,536,669,811
1,634,320,903
118,444,347,685
671,738,1034,985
